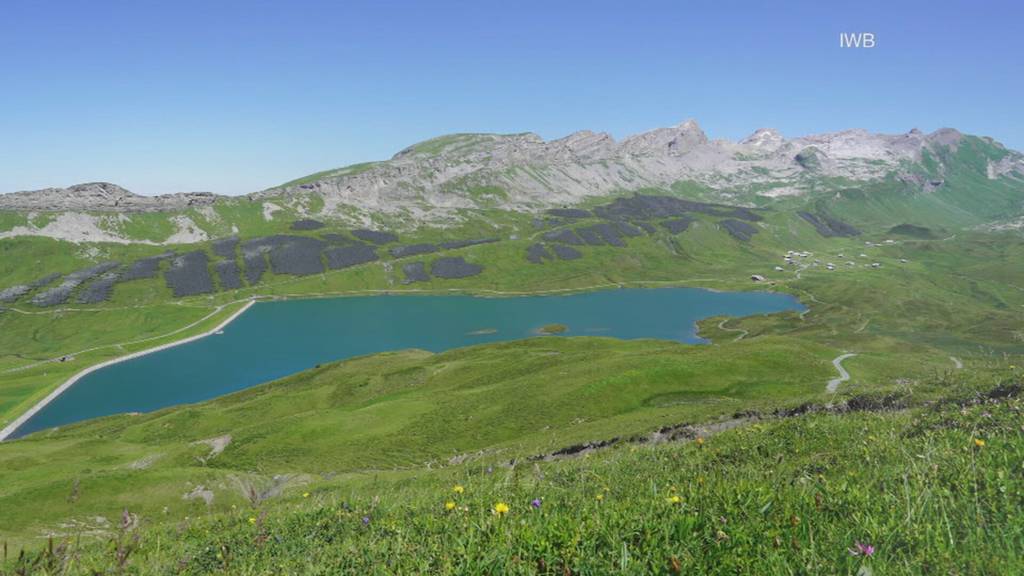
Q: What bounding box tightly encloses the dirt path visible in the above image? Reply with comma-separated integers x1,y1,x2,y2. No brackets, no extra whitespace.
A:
716,318,748,342
519,383,1023,468
827,353,858,393
798,292,826,320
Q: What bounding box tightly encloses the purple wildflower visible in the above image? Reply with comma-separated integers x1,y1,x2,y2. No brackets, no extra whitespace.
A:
361,515,371,526
848,542,875,557
531,498,542,509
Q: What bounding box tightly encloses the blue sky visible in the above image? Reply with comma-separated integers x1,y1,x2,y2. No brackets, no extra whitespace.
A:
1,0,1021,195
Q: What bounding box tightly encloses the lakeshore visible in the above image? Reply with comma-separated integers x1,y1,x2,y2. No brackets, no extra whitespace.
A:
7,288,804,438
0,299,256,441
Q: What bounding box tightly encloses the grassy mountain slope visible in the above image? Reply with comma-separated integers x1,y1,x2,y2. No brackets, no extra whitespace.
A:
3,224,1024,545
3,201,1024,439
0,336,832,539
3,365,1020,574
744,137,1024,236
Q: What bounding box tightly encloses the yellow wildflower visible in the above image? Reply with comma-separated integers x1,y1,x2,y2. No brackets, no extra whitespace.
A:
493,502,510,516
445,501,457,511
302,492,310,498
596,493,604,502
666,495,682,504
248,516,256,525
696,437,705,446
974,438,986,447
453,485,465,494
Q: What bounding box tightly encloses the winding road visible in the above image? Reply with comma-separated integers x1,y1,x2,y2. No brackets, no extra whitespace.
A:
716,318,748,342
827,353,858,393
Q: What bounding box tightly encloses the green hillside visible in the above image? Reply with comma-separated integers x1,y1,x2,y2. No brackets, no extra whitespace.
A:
2,361,1020,574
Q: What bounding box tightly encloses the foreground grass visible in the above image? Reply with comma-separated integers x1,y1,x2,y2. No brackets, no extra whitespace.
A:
3,372,1021,574
0,336,840,543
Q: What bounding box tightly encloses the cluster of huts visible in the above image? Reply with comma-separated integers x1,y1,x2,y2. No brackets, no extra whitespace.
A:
752,242,910,282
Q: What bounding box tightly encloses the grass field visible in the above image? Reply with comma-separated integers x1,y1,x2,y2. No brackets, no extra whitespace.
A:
2,365,1020,574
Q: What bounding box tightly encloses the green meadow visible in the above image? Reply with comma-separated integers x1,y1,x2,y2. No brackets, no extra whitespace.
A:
1,362,1021,574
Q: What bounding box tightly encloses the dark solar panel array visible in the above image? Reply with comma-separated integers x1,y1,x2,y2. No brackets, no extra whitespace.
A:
122,252,174,281
164,252,214,297
542,229,584,245
798,211,860,237
267,236,326,276
551,245,582,260
31,262,120,307
390,243,438,258
438,238,499,250
78,272,121,304
402,261,430,283
351,229,398,245
661,218,693,234
211,236,239,258
215,260,244,290
526,243,553,264
545,208,592,219
431,256,484,279
324,244,379,270
290,219,325,231
720,219,759,241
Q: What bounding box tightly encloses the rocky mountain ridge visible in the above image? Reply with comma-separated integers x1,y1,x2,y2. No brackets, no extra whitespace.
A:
251,120,1022,222
0,182,220,212
2,121,1023,228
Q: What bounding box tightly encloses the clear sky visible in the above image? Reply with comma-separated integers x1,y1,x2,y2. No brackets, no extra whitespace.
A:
1,0,1021,195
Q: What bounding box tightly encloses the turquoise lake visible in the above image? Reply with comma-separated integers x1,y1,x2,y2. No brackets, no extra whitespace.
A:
13,288,803,438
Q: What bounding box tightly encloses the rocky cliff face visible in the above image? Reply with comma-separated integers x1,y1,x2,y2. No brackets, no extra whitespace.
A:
255,120,1022,220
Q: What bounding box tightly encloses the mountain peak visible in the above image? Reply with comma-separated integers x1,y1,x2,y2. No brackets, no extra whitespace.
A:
676,118,703,132
63,182,137,199
740,128,785,149
620,119,708,156
927,128,963,148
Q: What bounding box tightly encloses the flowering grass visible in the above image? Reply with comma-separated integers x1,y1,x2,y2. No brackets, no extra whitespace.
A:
4,378,1022,574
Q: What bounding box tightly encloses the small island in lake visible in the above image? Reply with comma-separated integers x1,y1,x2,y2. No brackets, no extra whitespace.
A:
537,323,568,335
